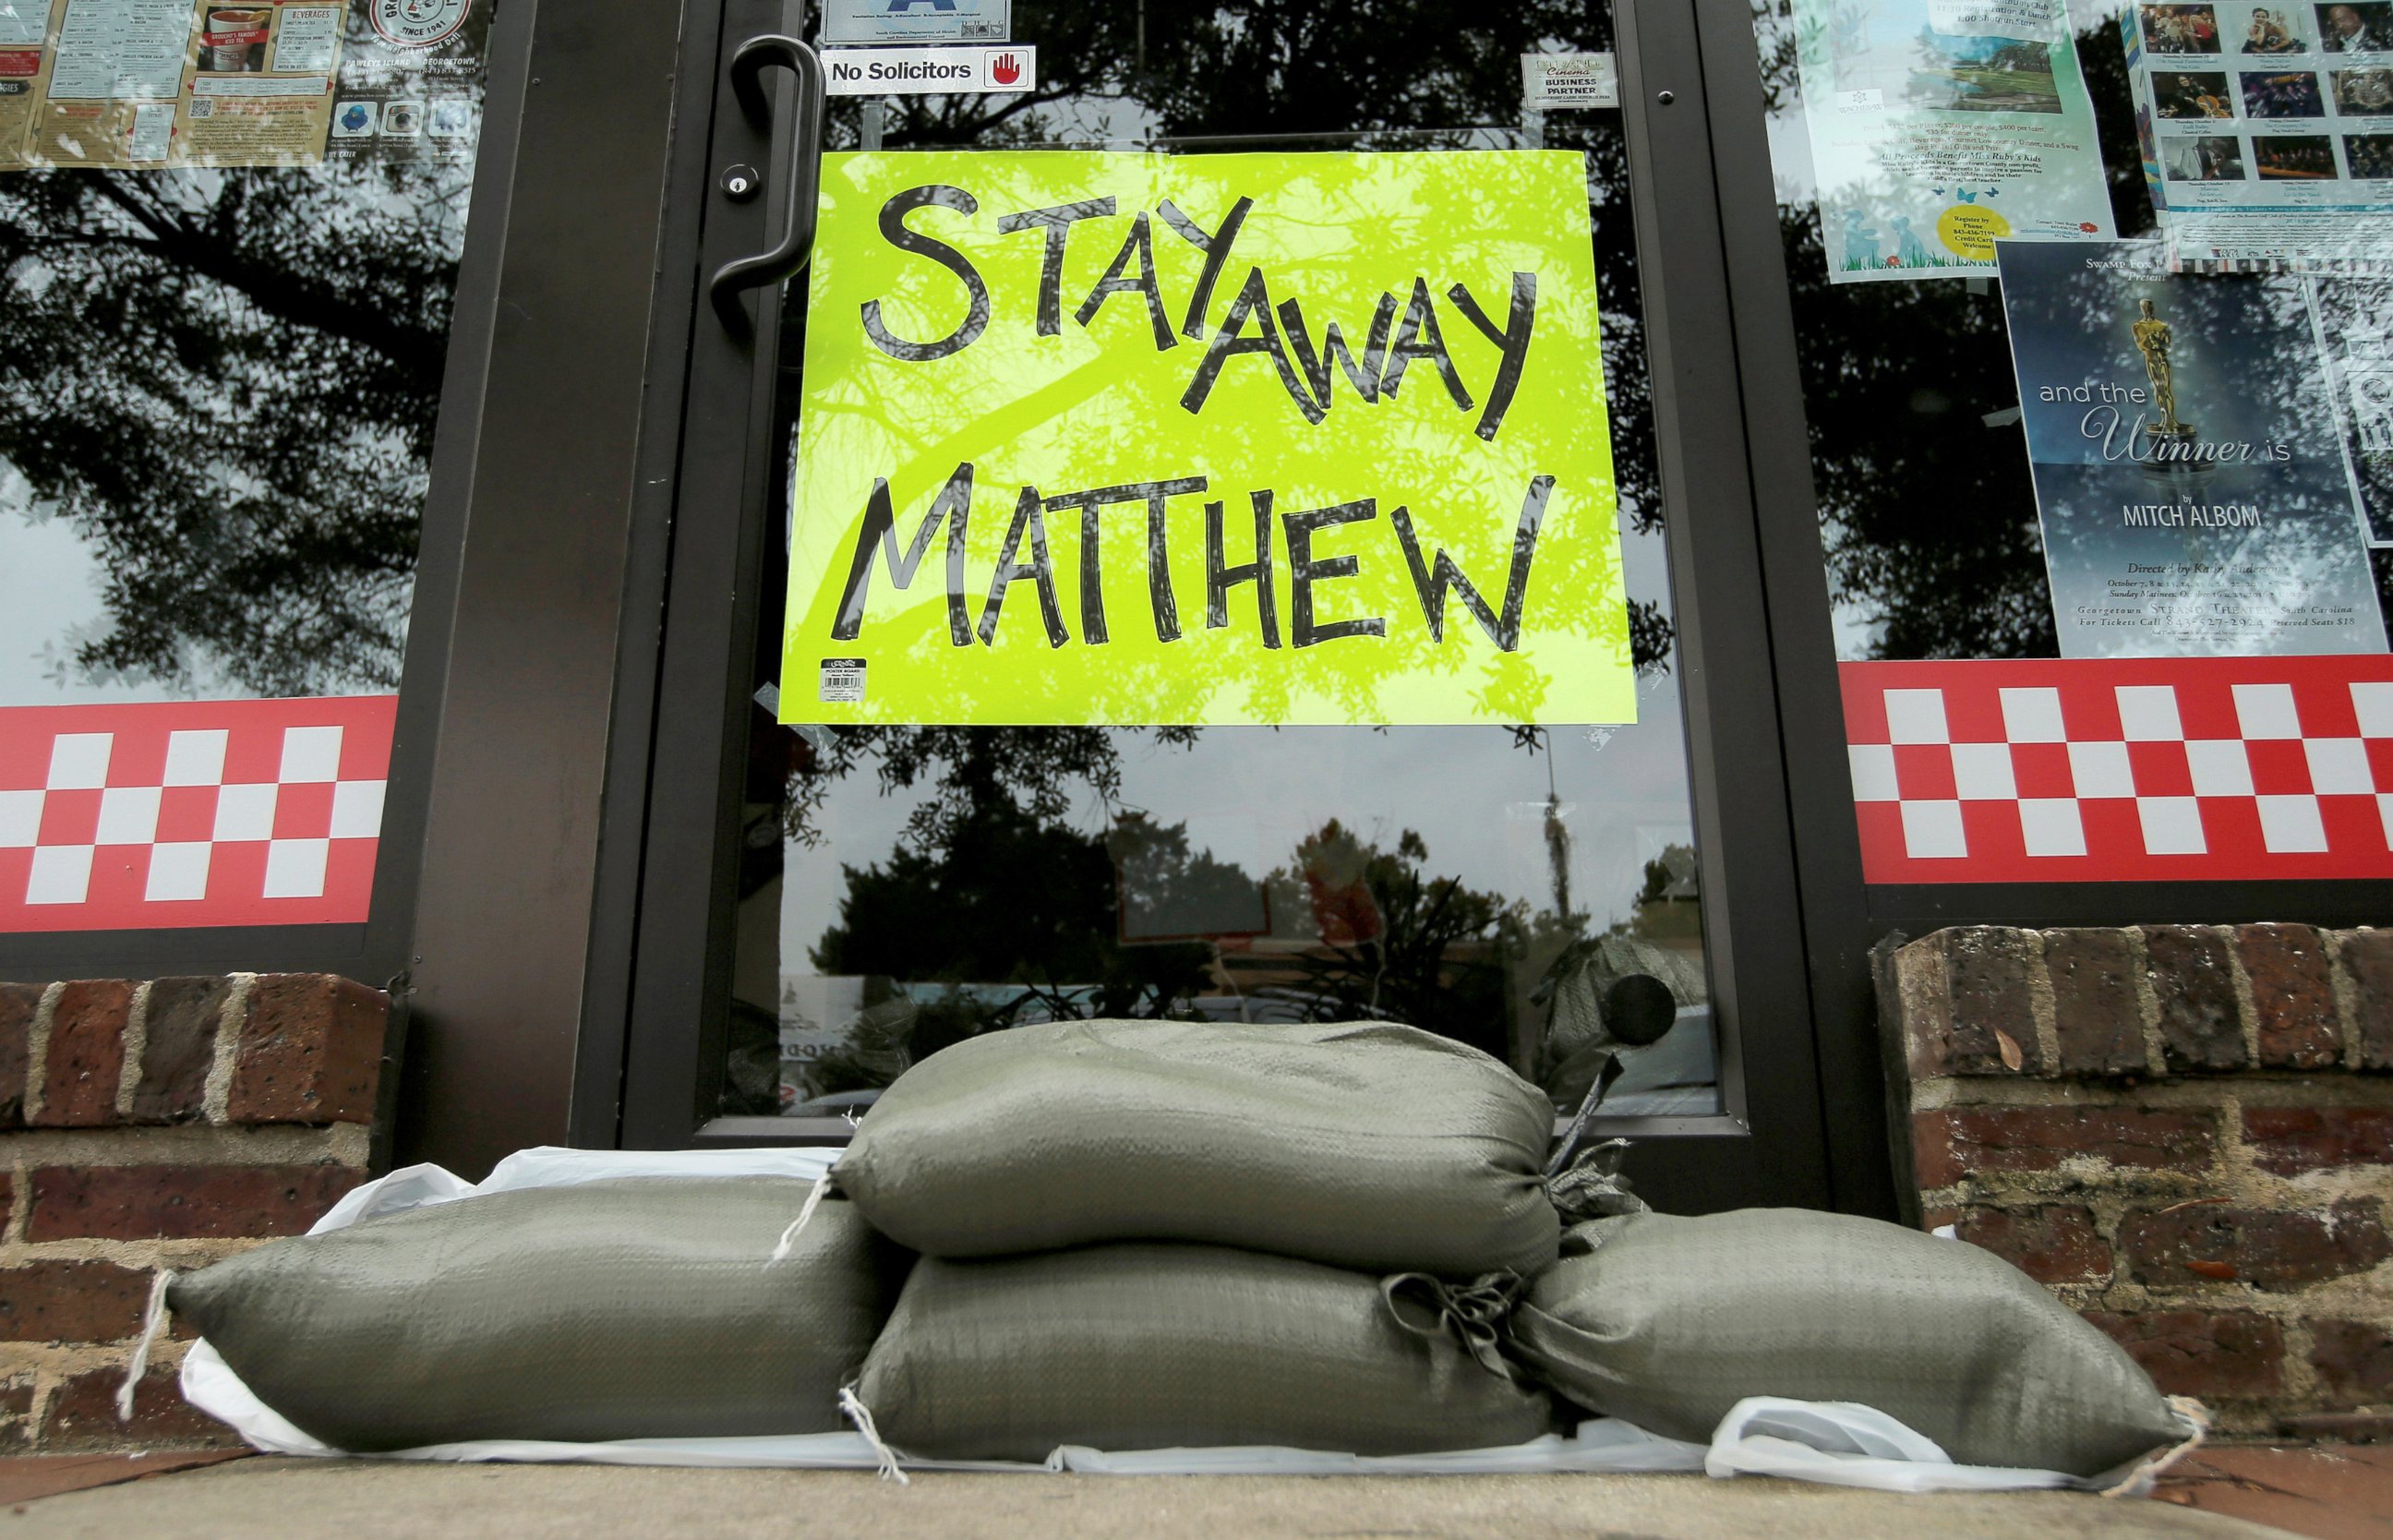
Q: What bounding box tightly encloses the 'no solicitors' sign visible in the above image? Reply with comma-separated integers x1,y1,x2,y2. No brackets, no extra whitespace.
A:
823,46,1039,95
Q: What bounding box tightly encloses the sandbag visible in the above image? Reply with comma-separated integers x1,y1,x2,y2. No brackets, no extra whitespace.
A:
854,1242,1557,1461
170,1177,906,1452
1508,1209,2190,1478
836,1019,1559,1276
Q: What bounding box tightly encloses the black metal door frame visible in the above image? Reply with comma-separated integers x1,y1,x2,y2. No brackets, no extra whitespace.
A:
593,0,1841,1215
390,0,758,1175
593,0,810,1156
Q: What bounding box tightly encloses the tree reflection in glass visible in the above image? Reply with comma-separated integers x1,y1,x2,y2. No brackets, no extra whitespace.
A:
1,158,474,699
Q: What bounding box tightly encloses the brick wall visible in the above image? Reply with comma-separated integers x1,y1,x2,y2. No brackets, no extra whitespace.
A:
1878,924,2393,1436
0,975,391,1452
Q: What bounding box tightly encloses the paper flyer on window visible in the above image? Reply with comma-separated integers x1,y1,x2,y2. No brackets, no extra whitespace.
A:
0,3,50,163
783,150,1637,728
1996,237,2387,656
1794,0,2116,283
0,0,477,171
2125,0,2393,268
12,0,347,169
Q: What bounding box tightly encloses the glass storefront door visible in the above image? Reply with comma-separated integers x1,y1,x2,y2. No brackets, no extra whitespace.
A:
618,0,1834,1211
0,0,715,1172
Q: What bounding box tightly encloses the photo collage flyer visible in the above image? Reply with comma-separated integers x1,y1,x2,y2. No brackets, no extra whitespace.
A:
2127,0,2393,265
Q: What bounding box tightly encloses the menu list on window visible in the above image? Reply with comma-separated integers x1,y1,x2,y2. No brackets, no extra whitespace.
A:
2126,0,2393,268
0,0,478,171
1997,237,2388,656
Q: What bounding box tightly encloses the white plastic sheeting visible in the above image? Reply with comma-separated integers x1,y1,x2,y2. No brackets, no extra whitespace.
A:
177,1146,2183,1493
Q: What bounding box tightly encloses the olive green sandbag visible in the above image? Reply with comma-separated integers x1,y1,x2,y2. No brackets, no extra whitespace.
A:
1509,1209,2189,1477
171,1178,907,1452
855,1242,1557,1461
836,1019,1559,1276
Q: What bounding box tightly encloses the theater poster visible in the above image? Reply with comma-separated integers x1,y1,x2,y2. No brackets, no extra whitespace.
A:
1996,237,2387,655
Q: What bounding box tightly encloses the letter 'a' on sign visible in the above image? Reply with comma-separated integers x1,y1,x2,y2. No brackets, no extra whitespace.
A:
780,150,1635,728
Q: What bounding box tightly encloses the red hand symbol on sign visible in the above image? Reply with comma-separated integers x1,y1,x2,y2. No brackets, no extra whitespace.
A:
990,52,1020,84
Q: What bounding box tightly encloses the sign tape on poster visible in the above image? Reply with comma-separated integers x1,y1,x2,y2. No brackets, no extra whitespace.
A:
780,150,1636,727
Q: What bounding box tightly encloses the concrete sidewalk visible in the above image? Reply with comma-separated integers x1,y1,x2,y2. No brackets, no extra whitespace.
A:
0,1458,2300,1539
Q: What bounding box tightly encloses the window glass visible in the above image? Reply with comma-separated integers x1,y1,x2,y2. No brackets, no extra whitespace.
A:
1750,0,2393,663
718,5,1726,1125
0,3,492,706
0,3,488,932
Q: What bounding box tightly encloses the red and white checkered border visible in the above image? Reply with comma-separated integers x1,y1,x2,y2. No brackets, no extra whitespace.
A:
0,696,397,933
1843,656,2393,884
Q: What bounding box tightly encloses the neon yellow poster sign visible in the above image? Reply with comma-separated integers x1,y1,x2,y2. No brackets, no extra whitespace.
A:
781,150,1633,727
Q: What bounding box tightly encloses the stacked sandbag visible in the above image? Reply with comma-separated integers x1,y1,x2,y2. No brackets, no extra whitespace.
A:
1536,937,1704,1108
856,1245,1555,1460
170,1176,907,1451
835,1018,1560,1275
165,1019,2198,1477
833,1018,1564,1457
1508,1209,2193,1478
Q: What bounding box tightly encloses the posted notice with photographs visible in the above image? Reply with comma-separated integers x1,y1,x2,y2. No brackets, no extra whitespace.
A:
2127,0,2393,267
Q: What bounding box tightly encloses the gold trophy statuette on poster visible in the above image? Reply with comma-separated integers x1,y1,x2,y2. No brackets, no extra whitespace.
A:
2131,296,2209,479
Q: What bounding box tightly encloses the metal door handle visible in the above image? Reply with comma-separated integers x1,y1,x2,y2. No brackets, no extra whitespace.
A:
709,34,826,333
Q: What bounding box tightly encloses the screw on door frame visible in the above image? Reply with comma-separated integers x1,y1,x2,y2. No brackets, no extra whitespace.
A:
1655,89,1677,104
